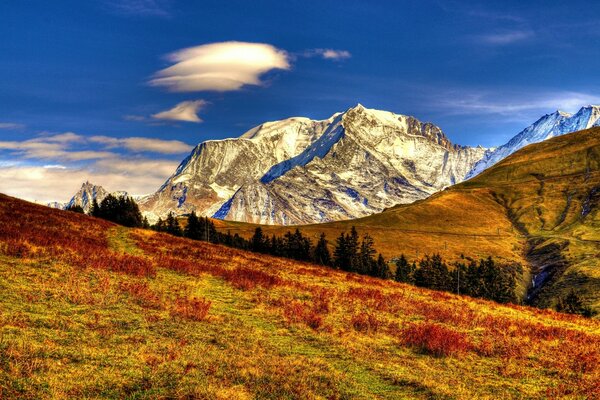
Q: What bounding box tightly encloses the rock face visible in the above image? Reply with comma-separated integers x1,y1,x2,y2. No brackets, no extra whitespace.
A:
140,105,487,224
63,181,128,213
466,105,600,179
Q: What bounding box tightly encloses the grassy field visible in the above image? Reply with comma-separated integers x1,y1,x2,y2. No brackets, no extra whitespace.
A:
214,127,600,312
1,193,599,398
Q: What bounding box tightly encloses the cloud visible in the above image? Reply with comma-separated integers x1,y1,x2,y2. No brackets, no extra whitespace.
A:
303,49,352,60
478,30,534,45
123,114,147,122
89,136,193,154
0,159,180,203
105,0,171,17
0,132,192,165
149,41,290,92
431,88,600,119
152,100,207,123
0,131,191,202
0,122,25,130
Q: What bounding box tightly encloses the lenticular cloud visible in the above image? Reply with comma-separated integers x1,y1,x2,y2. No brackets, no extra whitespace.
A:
149,41,290,92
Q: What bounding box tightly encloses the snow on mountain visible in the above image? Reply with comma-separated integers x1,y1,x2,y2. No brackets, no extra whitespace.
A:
138,115,338,223
466,105,600,179
63,181,128,213
142,104,487,224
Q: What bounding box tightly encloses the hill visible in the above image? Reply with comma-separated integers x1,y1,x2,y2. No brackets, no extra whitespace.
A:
0,193,599,398
214,127,600,311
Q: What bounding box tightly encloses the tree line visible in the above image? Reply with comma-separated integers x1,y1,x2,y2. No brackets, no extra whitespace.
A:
394,254,520,303
71,199,593,315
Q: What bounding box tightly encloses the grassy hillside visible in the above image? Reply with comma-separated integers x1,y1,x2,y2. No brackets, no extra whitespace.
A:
215,127,600,311
1,194,599,398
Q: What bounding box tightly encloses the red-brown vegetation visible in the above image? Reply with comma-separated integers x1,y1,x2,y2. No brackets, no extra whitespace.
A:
171,297,212,321
402,322,472,357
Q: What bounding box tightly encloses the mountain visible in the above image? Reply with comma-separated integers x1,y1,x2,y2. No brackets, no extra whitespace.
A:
63,181,128,213
217,126,600,313
0,193,597,398
466,105,600,179
141,105,487,224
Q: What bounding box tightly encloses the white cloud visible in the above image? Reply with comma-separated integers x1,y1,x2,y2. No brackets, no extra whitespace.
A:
0,122,25,130
301,48,352,60
149,41,290,92
0,132,191,202
105,0,171,17
89,135,193,154
152,100,206,122
432,89,600,119
478,30,534,45
0,158,180,203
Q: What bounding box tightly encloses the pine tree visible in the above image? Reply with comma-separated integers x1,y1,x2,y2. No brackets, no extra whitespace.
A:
66,204,85,213
374,254,390,279
313,233,331,266
394,254,415,283
251,227,267,253
184,211,201,240
358,234,376,275
90,199,100,217
556,290,594,317
165,212,182,236
142,216,150,229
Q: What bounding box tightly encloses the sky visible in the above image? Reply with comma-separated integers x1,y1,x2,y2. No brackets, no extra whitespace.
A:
2,0,600,202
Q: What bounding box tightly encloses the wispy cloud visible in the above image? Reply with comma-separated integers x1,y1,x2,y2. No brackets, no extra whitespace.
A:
0,122,25,130
478,30,534,45
302,48,352,60
152,100,207,123
0,132,192,161
431,88,600,119
89,135,193,154
149,41,290,92
105,0,172,18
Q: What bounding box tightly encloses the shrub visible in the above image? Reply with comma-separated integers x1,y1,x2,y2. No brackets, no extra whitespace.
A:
222,267,280,290
171,297,211,321
351,313,380,334
402,322,471,357
283,301,323,330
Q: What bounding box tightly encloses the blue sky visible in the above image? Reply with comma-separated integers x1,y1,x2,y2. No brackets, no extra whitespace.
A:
2,0,600,201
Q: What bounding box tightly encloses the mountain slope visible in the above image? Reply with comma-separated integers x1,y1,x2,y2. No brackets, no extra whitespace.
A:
143,105,486,224
0,193,598,398
216,127,600,312
53,181,128,213
467,105,600,178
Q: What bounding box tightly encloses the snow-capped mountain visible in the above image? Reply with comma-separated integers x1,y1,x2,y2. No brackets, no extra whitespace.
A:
63,181,128,213
141,104,487,224
466,105,600,179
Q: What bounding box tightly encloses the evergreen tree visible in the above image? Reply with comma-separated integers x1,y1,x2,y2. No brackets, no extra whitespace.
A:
374,254,390,279
556,290,594,317
394,254,415,283
313,233,331,266
94,194,142,227
90,199,100,217
66,204,85,213
165,212,182,236
358,233,377,275
142,216,150,229
251,227,267,253
184,211,201,240
414,254,451,291
333,232,348,270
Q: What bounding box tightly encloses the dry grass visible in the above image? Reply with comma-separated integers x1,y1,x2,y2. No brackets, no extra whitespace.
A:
215,127,600,311
0,193,599,398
